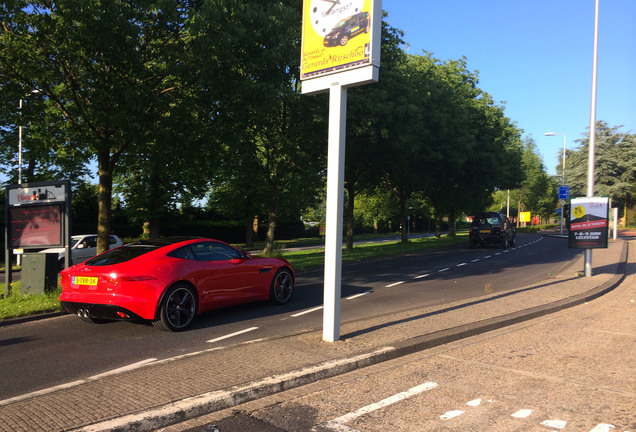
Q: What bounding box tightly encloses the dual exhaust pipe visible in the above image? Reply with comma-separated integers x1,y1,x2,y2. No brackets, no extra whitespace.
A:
76,308,91,319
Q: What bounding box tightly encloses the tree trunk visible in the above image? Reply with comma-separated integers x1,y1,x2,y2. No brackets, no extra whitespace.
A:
96,147,113,255
433,202,442,239
263,186,281,255
245,215,258,248
447,207,456,237
398,189,408,243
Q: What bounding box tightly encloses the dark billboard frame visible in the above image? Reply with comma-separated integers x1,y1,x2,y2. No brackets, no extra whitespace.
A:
4,180,72,295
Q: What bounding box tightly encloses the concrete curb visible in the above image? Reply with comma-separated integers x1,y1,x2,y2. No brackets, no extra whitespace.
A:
74,241,629,432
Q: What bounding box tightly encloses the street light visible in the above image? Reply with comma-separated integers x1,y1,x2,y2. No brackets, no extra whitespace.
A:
544,132,566,235
17,89,40,184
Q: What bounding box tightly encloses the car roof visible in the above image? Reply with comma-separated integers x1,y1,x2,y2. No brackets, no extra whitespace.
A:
133,236,207,247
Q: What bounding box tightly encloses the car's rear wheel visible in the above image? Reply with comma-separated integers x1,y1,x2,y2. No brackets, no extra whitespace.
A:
502,237,508,249
152,283,197,331
269,268,294,305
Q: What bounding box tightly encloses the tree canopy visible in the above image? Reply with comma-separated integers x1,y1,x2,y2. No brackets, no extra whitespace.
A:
3,2,619,253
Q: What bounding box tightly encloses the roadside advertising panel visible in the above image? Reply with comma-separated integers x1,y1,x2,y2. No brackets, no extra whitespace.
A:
519,212,531,223
568,197,609,249
301,0,381,94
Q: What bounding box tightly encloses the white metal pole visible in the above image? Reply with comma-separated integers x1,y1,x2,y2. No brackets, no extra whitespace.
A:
323,82,347,342
18,98,23,184
585,0,600,277
561,134,566,236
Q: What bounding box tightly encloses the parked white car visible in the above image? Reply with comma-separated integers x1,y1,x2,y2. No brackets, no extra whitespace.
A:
40,234,123,268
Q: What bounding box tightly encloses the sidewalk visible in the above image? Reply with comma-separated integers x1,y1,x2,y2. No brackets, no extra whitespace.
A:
0,236,629,432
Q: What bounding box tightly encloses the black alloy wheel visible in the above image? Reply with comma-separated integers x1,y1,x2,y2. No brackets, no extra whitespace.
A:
269,268,294,305
153,283,197,331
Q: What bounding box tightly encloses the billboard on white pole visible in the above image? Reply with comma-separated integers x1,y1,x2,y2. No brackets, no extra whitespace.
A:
301,0,381,342
301,0,381,95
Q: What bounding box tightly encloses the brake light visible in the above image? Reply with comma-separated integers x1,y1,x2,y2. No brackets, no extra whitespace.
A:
119,276,158,282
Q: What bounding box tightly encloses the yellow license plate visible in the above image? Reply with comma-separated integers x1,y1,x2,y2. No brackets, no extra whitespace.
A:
480,229,491,233
72,276,98,286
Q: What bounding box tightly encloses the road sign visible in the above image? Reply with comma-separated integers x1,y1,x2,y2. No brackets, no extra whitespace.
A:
558,186,570,200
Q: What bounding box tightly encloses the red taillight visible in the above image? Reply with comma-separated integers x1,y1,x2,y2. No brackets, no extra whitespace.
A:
119,276,158,282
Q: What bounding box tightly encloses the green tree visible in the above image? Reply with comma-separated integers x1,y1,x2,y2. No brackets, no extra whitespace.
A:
344,18,408,249
515,137,557,221
209,0,326,254
565,122,636,222
1,0,216,251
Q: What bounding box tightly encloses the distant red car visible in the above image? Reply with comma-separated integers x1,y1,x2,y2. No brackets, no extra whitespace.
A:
60,237,295,331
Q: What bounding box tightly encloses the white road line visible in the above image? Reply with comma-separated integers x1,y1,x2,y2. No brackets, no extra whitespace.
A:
346,292,371,300
589,424,615,432
471,259,480,262
90,358,158,379
386,281,404,287
291,306,323,317
207,327,258,344
540,419,567,429
438,267,450,272
456,263,467,267
484,255,492,259
440,410,465,420
415,273,430,279
315,382,438,431
511,409,533,418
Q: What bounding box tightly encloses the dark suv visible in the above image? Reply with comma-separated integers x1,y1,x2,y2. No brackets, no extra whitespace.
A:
469,212,516,249
323,12,369,47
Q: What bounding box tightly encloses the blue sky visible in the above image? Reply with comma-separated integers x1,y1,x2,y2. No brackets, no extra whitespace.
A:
381,0,635,176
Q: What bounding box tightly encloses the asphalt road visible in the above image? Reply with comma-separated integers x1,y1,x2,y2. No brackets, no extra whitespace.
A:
0,233,578,401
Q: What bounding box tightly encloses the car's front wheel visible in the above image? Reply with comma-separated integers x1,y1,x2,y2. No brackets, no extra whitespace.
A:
269,268,294,305
153,283,197,331
339,35,349,46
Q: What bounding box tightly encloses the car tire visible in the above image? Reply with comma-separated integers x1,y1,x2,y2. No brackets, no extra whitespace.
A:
152,283,197,332
502,237,508,249
339,35,349,46
269,268,294,305
469,240,477,249
510,237,516,247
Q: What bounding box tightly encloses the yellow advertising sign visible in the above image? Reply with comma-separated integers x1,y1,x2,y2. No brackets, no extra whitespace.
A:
301,0,376,81
519,212,531,222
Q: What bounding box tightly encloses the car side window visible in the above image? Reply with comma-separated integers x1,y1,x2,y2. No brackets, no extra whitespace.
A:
108,236,118,245
82,236,97,248
191,242,241,262
168,246,196,261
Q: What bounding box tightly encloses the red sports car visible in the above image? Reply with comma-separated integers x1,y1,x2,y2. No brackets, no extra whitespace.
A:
59,237,295,331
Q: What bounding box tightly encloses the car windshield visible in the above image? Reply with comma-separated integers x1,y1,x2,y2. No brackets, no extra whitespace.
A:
474,215,501,226
70,236,82,247
85,244,159,266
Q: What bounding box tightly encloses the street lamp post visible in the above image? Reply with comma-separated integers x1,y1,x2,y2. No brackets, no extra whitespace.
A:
18,98,24,184
544,132,566,235
17,90,40,185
